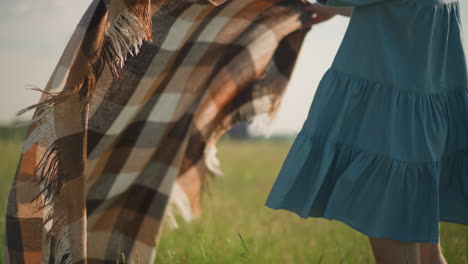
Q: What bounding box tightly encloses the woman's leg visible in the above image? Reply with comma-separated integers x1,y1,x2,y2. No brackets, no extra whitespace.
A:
368,237,420,264
419,241,447,264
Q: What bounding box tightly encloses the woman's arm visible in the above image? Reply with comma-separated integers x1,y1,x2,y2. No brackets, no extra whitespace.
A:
317,0,384,7
313,1,353,17
334,6,353,17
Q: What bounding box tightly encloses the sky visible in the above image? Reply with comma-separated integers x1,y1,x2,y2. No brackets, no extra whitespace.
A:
0,0,467,135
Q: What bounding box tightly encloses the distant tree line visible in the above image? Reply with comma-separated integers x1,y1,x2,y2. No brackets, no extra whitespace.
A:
0,126,26,140
0,122,295,142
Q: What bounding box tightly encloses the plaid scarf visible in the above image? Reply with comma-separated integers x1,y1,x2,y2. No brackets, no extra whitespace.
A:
4,0,313,263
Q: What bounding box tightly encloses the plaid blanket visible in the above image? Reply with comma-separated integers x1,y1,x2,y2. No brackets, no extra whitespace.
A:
4,0,314,262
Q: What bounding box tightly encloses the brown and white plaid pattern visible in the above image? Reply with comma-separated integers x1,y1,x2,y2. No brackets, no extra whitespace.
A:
4,0,314,263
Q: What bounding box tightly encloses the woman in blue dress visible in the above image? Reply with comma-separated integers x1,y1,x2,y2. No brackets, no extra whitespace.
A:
265,0,467,263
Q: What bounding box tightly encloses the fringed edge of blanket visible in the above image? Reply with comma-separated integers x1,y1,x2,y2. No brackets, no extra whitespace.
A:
164,100,278,229
201,113,275,179
102,8,153,79
165,182,194,229
16,3,153,260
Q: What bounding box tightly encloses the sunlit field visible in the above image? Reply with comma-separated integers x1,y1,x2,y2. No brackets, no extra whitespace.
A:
0,138,467,263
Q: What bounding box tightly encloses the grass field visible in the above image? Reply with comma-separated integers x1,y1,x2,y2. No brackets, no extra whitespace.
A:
0,139,467,263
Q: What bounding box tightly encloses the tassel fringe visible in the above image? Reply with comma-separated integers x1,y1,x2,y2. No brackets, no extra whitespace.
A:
31,140,64,212
15,5,153,261
19,108,56,153
204,143,224,177
51,224,72,264
165,182,194,229
102,9,153,80
248,112,274,138
17,6,153,150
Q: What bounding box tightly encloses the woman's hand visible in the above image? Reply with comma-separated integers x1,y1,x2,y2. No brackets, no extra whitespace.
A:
302,3,353,28
304,3,336,27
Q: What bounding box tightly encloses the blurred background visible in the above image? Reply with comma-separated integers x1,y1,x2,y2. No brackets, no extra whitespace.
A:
0,1,353,142
0,1,467,136
0,1,467,263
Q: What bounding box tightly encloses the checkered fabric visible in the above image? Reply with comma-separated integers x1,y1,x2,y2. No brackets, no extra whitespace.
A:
4,0,314,263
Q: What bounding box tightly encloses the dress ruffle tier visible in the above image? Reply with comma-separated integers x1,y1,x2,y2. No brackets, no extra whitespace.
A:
265,68,468,244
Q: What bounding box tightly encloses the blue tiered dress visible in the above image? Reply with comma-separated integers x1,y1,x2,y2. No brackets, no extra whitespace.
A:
265,0,468,243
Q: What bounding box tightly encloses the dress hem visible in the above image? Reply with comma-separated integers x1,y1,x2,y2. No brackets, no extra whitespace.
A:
264,205,441,244
264,131,467,244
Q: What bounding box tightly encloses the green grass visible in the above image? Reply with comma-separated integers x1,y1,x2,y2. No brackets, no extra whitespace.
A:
0,139,467,263
0,140,22,263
